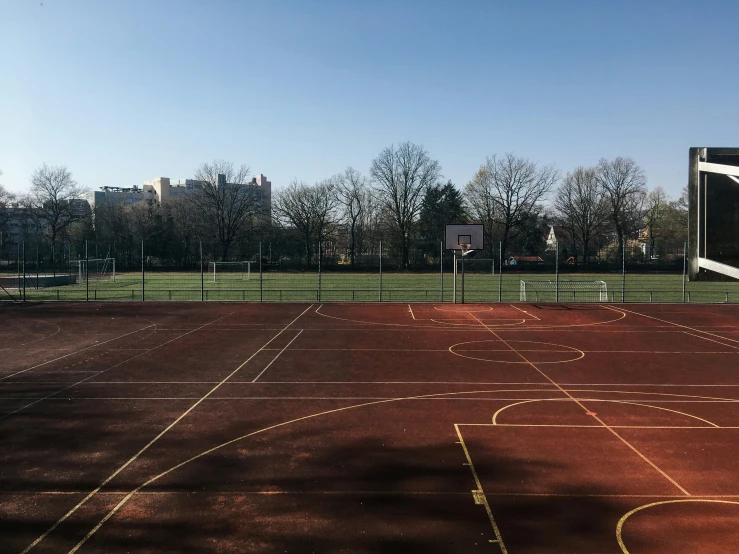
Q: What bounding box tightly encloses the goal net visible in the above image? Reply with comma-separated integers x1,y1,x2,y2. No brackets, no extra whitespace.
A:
209,261,252,281
76,258,116,283
520,280,608,302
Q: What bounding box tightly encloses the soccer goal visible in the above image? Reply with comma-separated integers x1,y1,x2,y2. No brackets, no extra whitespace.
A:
75,258,116,283
520,280,608,302
209,261,252,282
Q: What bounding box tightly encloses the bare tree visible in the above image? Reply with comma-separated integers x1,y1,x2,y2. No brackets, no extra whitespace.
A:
189,160,256,261
596,157,647,256
553,167,609,263
0,170,15,230
273,180,339,264
464,168,500,259
370,142,441,268
333,167,369,268
30,164,86,266
468,153,558,258
643,186,667,259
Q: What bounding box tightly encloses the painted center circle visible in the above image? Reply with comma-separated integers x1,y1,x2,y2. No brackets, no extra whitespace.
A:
449,339,584,364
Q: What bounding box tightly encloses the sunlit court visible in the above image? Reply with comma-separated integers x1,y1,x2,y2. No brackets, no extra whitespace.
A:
3,301,739,553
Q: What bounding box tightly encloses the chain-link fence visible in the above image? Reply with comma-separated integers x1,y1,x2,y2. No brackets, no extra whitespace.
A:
3,239,739,303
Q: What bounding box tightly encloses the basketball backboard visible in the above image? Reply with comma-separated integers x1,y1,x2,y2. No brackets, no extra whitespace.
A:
688,147,739,281
445,224,484,253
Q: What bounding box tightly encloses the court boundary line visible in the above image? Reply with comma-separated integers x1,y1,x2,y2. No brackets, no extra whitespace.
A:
454,423,508,553
20,304,314,554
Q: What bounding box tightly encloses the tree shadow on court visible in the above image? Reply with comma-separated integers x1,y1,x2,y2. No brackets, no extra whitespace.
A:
1,421,643,554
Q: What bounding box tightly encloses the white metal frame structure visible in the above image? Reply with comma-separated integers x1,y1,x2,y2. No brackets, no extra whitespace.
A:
520,280,608,302
75,258,116,283
209,261,252,282
690,148,739,281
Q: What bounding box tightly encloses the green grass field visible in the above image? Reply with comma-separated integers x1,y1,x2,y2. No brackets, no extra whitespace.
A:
7,270,739,303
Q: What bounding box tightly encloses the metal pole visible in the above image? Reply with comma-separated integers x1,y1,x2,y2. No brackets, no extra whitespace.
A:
200,240,204,302
85,240,89,302
36,243,39,289
141,239,145,302
17,244,20,292
622,239,626,303
259,241,263,302
453,251,457,304
52,242,55,279
379,241,382,302
682,241,687,303
22,241,26,302
440,245,445,302
460,253,465,304
555,240,559,303
498,242,503,303
318,241,322,302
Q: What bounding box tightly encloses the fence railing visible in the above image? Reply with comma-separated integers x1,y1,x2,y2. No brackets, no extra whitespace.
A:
3,239,739,303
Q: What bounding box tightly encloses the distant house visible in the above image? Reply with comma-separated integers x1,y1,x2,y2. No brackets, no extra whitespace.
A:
507,255,544,265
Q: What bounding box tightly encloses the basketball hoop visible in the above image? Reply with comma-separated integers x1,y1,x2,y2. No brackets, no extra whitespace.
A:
459,243,473,257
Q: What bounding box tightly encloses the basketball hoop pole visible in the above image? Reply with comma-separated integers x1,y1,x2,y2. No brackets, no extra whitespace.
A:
460,251,465,304
453,251,457,304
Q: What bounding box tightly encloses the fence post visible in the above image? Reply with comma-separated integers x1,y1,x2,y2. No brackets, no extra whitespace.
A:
555,240,559,303
453,251,457,304
52,242,55,279
318,242,322,302
85,240,89,302
36,243,40,289
141,240,145,302
259,242,263,302
22,241,26,302
682,241,687,303
498,242,503,303
460,252,465,304
379,241,382,302
17,244,20,292
200,240,204,302
622,240,626,303
440,240,443,302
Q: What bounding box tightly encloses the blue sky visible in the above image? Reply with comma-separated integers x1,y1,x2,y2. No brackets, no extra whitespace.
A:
2,0,738,199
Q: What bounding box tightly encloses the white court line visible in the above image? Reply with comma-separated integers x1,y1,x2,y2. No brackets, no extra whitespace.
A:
509,304,541,320
0,313,233,421
605,305,739,346
0,322,157,381
20,304,314,554
251,330,303,382
467,311,691,496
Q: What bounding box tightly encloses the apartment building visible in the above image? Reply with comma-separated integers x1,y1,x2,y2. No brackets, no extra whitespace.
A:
84,174,272,220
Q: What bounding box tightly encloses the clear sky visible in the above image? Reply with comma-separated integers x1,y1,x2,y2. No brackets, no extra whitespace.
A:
2,0,737,199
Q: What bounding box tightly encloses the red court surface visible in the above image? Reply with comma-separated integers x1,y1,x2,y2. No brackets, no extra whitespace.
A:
2,301,739,553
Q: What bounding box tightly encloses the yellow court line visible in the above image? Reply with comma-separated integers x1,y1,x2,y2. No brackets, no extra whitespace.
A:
455,424,508,553
449,339,585,364
489,398,720,427
616,499,739,554
466,311,691,497
29,386,625,553
407,304,416,320
0,319,61,352
21,304,315,554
